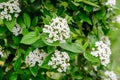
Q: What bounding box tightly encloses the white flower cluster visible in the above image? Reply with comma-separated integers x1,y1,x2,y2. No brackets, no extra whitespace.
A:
105,0,116,7
48,50,70,72
91,36,111,66
25,48,47,67
43,17,70,43
104,71,117,80
0,46,4,57
0,0,21,21
12,23,22,36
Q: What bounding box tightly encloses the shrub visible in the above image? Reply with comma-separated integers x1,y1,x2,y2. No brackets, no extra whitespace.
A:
0,0,119,80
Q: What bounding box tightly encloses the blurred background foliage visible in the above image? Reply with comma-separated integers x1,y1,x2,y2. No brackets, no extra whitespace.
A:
111,0,120,79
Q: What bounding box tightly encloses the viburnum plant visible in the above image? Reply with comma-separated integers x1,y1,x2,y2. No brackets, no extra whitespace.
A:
0,0,119,80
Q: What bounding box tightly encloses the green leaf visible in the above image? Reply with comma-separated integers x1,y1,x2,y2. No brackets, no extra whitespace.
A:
0,26,7,39
32,16,38,26
83,41,89,50
57,6,64,16
96,10,106,20
12,36,21,45
4,17,16,31
0,67,4,79
21,69,31,80
47,46,56,54
77,0,99,8
42,15,51,25
68,1,78,11
0,0,7,3
0,26,7,33
72,71,83,79
78,12,92,25
89,35,97,48
22,28,29,35
60,2,68,8
18,16,26,28
21,31,40,45
84,6,93,12
30,66,39,77
60,43,83,53
23,13,31,28
14,56,22,71
92,15,98,25
32,39,46,48
30,0,35,3
83,52,99,62
41,54,51,69
9,73,17,80
68,52,78,60
46,71,63,80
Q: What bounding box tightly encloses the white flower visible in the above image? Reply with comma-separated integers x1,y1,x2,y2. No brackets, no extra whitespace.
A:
0,0,21,21
105,0,116,11
12,23,22,36
105,0,116,7
104,71,117,80
43,17,70,43
114,15,120,24
0,46,4,57
25,48,47,67
91,36,111,66
48,50,70,72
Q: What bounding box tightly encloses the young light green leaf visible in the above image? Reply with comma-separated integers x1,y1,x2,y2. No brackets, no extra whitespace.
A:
30,0,35,3
60,43,84,53
60,2,68,8
23,13,31,28
83,41,89,50
21,31,40,45
76,0,99,8
46,71,63,80
4,18,16,31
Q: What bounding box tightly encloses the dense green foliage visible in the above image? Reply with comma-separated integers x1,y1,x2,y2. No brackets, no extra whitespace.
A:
0,0,120,80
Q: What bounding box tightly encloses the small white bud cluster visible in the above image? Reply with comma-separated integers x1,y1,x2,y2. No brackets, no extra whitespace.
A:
12,23,22,36
0,46,4,57
48,50,70,72
25,48,47,67
43,17,70,43
0,0,21,21
91,36,111,66
104,71,117,80
106,0,116,6
105,0,116,11
114,15,120,24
